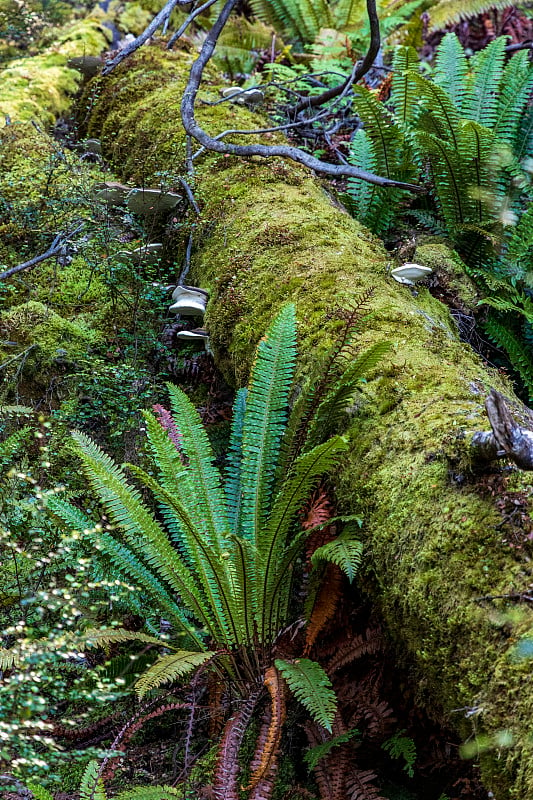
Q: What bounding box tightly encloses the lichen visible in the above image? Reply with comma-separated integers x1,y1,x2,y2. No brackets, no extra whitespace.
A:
83,46,533,797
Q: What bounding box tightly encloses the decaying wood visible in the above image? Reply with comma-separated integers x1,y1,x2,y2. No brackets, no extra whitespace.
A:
471,389,533,470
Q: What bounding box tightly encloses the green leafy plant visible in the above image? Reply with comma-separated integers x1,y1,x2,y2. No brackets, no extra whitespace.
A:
382,729,417,777
347,33,533,395
40,304,389,797
27,758,181,800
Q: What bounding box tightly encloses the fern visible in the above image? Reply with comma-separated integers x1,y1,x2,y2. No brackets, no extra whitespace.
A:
26,785,54,800
463,37,507,129
304,727,359,770
135,650,214,698
116,789,181,800
382,730,417,778
427,0,529,31
433,33,469,114
79,760,106,800
275,658,337,732
310,526,363,582
483,314,533,400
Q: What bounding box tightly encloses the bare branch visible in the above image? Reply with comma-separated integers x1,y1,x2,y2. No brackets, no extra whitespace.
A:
180,0,422,190
102,0,189,76
471,389,533,470
293,0,381,114
0,224,84,282
167,0,220,49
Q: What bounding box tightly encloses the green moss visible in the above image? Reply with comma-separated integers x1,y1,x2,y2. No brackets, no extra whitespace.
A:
414,240,481,312
0,300,98,392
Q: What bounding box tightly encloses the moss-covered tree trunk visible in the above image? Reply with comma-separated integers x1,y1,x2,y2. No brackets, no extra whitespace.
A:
3,23,533,795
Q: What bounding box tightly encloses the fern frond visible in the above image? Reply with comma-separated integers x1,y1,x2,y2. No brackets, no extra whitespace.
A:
84,628,166,649
239,304,297,545
70,432,203,609
135,650,214,699
166,384,229,547
390,45,418,126
304,727,359,771
409,73,461,146
382,730,417,777
26,784,54,800
464,37,507,128
483,314,533,400
311,526,363,582
433,33,469,114
247,666,287,790
494,50,533,148
116,788,181,800
305,564,344,654
275,658,337,732
428,0,518,31
225,388,247,534
260,436,348,640
306,341,392,447
79,760,106,800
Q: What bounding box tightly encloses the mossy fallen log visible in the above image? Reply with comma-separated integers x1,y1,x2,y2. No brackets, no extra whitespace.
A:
82,45,533,798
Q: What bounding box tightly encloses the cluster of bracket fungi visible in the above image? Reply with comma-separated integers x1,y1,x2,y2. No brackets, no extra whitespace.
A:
95,181,210,347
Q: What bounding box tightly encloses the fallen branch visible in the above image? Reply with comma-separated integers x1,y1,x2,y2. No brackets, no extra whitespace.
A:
471,389,533,470
0,224,84,282
180,0,422,190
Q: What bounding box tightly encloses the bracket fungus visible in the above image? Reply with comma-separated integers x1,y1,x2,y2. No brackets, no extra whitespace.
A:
391,263,433,286
221,87,264,105
169,286,208,317
67,55,103,78
93,181,132,206
126,188,181,218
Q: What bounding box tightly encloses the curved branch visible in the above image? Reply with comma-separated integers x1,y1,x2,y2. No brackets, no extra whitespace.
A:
471,389,533,470
180,0,422,190
293,0,381,115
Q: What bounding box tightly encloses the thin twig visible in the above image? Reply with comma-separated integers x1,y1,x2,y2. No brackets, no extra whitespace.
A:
293,0,381,114
180,0,421,190
178,177,201,214
167,0,220,48
102,0,190,76
0,224,83,281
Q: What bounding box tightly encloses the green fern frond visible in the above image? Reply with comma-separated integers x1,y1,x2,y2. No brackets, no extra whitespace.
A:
239,304,297,545
464,37,507,128
428,0,520,31
79,760,106,800
260,435,349,639
225,388,247,534
391,45,419,126
409,73,461,146
27,783,55,800
494,50,533,148
275,658,337,732
412,131,467,229
304,728,359,770
333,0,365,29
352,85,407,179
116,788,181,800
307,341,392,447
382,730,417,777
166,384,229,547
311,526,363,582
433,34,469,114
0,646,23,670
0,426,31,469
135,650,214,698
346,129,384,233
84,628,166,650
483,313,533,399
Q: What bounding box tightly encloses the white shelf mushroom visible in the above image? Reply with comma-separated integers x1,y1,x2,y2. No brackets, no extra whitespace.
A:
391,263,433,286
126,188,182,218
169,286,209,317
93,181,131,206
